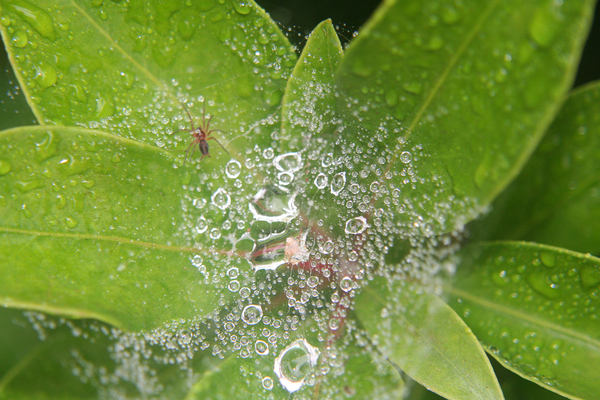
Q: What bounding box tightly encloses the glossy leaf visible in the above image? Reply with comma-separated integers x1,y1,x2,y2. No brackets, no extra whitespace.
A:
469,82,600,255
0,0,296,151
0,126,244,331
354,277,504,400
186,335,404,399
280,18,342,150
445,241,600,400
335,0,595,233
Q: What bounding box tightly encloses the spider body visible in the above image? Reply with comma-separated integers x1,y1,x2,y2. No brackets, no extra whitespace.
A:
178,102,228,162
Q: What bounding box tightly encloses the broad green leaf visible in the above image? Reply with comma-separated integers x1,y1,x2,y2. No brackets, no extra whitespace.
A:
186,334,404,399
0,126,245,331
469,82,600,255
280,19,342,150
0,0,296,151
355,277,503,400
335,0,595,233
0,47,35,131
445,241,600,400
0,309,219,400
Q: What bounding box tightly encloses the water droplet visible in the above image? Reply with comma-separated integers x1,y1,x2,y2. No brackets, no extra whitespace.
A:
9,1,56,40
328,318,340,331
273,339,320,393
196,216,208,233
330,172,346,195
273,152,302,172
65,216,78,228
345,216,368,235
278,171,294,186
319,240,334,254
35,61,57,89
262,376,273,390
228,280,240,292
177,329,192,345
211,188,230,210
314,173,328,189
442,5,459,24
322,153,333,167
0,160,12,176
400,151,412,164
426,35,443,51
224,321,235,332
209,228,221,240
242,305,263,325
11,30,28,48
191,255,203,268
340,276,353,292
540,252,556,268
307,276,319,288
233,1,252,15
529,5,562,48
255,340,269,355
225,160,241,178
402,82,422,94
527,271,561,299
263,148,274,159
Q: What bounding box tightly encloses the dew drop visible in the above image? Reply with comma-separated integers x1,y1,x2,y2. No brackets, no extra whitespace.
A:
242,305,263,325
328,318,340,331
11,30,28,48
344,216,368,235
211,188,230,210
196,216,208,233
177,329,192,345
255,340,269,355
273,152,302,172
263,148,274,159
225,160,241,179
321,153,333,167
0,160,12,176
262,376,274,390
35,61,58,89
233,1,252,15
340,276,353,292
400,151,412,164
191,255,203,268
273,339,320,393
209,228,221,240
314,173,328,189
330,172,346,195
228,280,240,292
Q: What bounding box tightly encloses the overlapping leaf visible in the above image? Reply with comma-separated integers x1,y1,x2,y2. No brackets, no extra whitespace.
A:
355,277,504,400
469,82,600,255
335,0,595,233
445,242,600,399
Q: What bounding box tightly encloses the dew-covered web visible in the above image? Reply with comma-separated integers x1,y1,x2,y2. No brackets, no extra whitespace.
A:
4,14,490,400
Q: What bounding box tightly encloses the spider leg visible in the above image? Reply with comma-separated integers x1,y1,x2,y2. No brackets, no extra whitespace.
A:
205,115,214,132
180,102,196,132
184,139,198,164
206,136,230,155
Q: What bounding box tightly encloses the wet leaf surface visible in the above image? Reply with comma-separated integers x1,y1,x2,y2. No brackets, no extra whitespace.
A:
469,82,600,255
445,241,600,400
355,277,504,400
335,0,596,233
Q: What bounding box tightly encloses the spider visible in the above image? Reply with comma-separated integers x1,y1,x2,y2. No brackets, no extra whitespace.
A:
178,102,229,162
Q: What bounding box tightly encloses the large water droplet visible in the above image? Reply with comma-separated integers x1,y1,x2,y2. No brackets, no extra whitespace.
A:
233,1,252,15
344,216,368,235
273,152,302,173
400,151,412,164
255,340,269,355
273,339,320,393
0,160,12,176
314,173,328,189
330,172,346,195
225,160,241,178
211,188,230,210
241,305,263,325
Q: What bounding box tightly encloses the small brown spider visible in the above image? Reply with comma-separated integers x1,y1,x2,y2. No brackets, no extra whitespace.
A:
178,102,228,162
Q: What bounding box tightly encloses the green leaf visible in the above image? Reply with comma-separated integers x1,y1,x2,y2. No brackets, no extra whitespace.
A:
355,277,504,400
0,0,296,149
280,19,342,150
185,334,404,399
469,82,600,255
445,241,600,400
335,0,595,233
0,125,242,331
